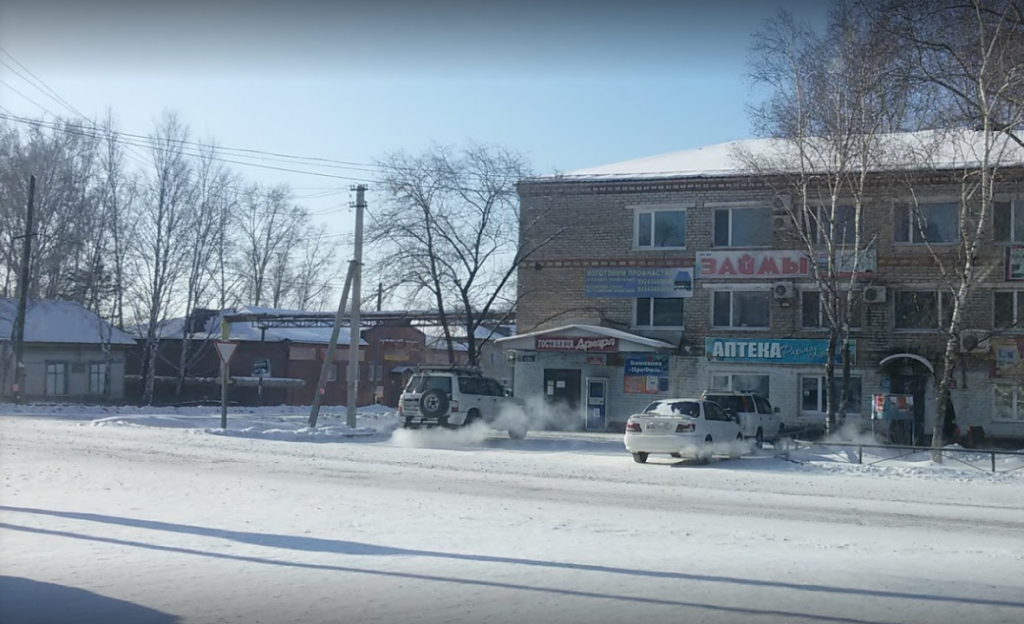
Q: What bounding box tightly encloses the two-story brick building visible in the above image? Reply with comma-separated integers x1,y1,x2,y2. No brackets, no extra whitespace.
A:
499,134,1024,442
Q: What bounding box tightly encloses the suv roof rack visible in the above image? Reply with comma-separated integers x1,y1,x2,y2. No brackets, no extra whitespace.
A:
412,364,485,375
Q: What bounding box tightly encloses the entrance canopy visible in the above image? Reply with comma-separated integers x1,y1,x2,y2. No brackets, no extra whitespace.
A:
879,353,935,374
495,324,674,353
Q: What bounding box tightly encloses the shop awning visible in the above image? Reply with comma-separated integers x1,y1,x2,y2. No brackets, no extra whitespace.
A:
879,353,935,374
495,324,674,353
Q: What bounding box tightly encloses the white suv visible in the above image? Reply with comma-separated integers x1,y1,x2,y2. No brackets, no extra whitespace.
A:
399,367,528,439
700,390,782,448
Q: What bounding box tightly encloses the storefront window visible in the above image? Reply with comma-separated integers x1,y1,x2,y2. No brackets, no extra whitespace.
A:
711,373,770,398
801,376,861,414
994,385,1024,420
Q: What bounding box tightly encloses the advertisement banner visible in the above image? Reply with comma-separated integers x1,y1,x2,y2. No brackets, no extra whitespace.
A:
624,355,669,376
584,267,693,298
992,337,1024,378
697,251,809,279
624,375,669,394
705,337,855,364
535,336,619,352
871,394,915,421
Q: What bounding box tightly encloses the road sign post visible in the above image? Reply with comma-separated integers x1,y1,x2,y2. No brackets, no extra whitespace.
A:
215,333,239,430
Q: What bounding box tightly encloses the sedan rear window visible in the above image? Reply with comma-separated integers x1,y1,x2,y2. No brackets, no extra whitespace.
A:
644,401,700,417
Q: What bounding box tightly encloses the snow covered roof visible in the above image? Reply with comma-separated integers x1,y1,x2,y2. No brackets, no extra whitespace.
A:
0,298,137,346
139,306,367,346
529,130,1024,183
496,324,674,351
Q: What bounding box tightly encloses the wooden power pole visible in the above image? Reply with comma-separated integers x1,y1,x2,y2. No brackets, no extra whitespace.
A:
346,184,366,429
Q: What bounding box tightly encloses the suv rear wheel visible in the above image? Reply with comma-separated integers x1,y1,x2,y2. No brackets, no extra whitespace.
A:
418,388,450,419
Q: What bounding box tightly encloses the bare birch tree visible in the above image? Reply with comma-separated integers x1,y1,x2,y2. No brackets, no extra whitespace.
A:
134,111,196,404
237,184,305,307
740,3,914,435
875,0,1024,455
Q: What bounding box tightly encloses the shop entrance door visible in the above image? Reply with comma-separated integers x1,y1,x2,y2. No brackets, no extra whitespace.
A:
543,369,582,427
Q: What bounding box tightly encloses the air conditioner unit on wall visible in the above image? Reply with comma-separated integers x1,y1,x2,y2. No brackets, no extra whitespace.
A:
863,286,887,304
772,214,792,231
960,330,991,353
773,281,795,300
772,193,792,212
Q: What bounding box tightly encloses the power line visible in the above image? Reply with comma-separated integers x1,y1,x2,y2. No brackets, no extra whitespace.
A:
0,112,379,183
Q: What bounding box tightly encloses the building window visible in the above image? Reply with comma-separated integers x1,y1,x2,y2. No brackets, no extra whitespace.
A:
801,376,862,415
801,291,863,329
635,208,686,249
804,205,857,245
710,373,770,398
894,202,959,244
88,363,107,395
327,364,338,382
894,290,953,330
994,291,1024,330
993,201,1024,243
994,385,1024,420
45,362,68,396
712,290,770,328
713,207,772,247
635,297,685,328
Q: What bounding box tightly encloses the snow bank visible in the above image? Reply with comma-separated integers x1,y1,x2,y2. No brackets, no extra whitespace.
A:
0,402,401,439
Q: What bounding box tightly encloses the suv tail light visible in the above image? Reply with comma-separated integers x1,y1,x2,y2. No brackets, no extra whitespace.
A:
451,399,459,412
676,423,695,433
625,421,642,432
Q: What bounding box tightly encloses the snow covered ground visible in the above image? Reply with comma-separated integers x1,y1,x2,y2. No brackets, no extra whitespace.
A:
1,406,1023,624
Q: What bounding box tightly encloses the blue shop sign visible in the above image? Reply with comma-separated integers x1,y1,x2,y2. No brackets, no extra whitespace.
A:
585,267,694,298
625,355,669,376
705,338,856,365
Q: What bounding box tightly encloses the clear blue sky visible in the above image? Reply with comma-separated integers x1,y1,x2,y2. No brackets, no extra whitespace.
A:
0,0,830,245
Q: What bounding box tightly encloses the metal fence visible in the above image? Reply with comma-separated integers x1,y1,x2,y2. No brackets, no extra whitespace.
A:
775,440,1024,474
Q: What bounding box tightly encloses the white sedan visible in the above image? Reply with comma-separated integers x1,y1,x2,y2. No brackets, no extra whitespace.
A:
624,398,746,463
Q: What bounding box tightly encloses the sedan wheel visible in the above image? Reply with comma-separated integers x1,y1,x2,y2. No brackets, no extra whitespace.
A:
632,452,649,464
699,436,713,464
730,432,745,459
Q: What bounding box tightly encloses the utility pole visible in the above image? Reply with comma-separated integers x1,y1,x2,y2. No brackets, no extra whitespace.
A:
307,260,355,428
12,175,36,403
346,185,366,429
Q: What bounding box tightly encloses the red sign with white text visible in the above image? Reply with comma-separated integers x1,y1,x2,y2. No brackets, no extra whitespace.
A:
697,251,810,279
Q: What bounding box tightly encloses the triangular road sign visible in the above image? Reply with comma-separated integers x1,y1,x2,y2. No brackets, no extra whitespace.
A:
214,341,239,366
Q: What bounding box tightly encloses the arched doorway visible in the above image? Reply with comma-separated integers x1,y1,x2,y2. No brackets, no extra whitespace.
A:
879,353,935,445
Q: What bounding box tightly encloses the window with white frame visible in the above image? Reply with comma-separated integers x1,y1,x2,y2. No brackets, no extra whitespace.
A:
45,362,68,396
328,364,338,382
894,290,954,330
994,385,1024,420
994,291,1024,330
635,208,687,249
800,376,862,415
635,297,685,328
894,202,959,244
713,207,772,247
710,373,770,398
993,201,1024,243
801,290,863,329
712,290,770,328
804,205,857,245
88,363,107,395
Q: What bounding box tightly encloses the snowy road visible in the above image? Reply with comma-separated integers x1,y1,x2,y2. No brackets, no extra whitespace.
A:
2,414,1023,624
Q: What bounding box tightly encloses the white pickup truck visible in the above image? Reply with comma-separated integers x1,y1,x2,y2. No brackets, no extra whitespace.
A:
700,391,782,448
